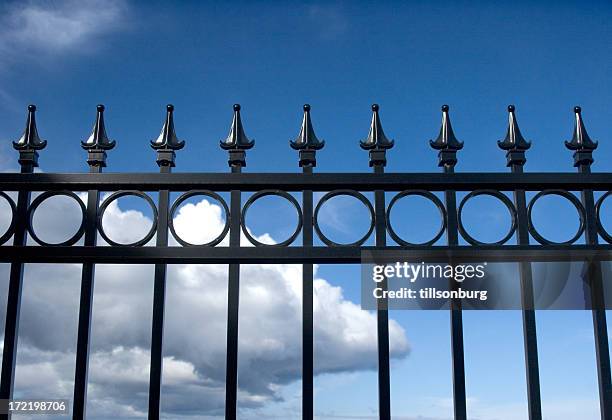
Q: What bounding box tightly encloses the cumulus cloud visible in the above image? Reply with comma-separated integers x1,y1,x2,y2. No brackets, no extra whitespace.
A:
0,0,128,64
0,193,410,418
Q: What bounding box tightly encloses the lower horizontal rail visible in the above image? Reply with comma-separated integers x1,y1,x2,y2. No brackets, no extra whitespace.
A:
0,245,610,264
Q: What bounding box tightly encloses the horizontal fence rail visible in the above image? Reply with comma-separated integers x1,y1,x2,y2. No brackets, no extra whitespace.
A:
1,102,611,420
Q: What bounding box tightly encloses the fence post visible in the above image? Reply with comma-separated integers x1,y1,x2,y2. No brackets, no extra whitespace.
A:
361,104,393,419
565,107,612,420
73,105,116,420
221,104,254,420
290,104,324,419
429,105,467,420
0,105,46,412
498,105,542,420
148,105,185,419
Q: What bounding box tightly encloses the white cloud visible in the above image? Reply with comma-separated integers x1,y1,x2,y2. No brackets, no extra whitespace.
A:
0,194,410,417
0,0,128,63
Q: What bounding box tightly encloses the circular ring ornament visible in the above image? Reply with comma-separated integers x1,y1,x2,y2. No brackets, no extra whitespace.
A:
98,191,158,247
595,191,612,244
527,190,585,245
314,190,375,247
169,190,230,247
458,190,517,245
27,191,87,246
241,190,303,247
386,190,447,246
0,191,17,245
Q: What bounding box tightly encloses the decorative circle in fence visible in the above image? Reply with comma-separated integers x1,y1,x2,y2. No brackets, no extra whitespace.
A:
595,191,612,244
27,191,86,246
528,190,585,245
241,190,303,247
169,190,230,247
386,190,447,246
0,191,17,245
98,191,158,247
314,190,375,247
458,190,517,245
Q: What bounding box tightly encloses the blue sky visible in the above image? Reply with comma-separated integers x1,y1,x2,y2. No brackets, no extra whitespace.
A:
1,0,612,419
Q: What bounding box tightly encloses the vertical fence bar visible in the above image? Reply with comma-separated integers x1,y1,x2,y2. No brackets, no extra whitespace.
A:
221,104,253,420
302,164,314,419
291,104,322,420
0,157,35,404
430,105,467,420
1,106,45,417
73,105,115,419
565,107,612,419
148,105,184,419
361,104,393,419
499,105,542,420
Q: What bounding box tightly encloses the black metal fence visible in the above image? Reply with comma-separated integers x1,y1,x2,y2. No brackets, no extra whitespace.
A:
0,103,611,420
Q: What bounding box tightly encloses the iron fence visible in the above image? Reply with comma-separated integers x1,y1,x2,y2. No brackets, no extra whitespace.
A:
0,103,611,420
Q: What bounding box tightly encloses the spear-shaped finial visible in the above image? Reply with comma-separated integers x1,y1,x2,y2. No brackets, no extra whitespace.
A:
151,104,185,150
81,105,116,150
360,104,394,150
290,104,324,167
498,105,531,150
498,105,531,167
565,106,598,151
429,105,464,150
13,104,47,151
220,104,254,150
565,106,598,167
291,104,325,150
151,104,184,168
81,105,115,168
429,105,463,168
13,104,46,170
220,104,254,167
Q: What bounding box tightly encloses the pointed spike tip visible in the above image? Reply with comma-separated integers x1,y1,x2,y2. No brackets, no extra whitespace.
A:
429,104,463,151
220,104,254,150
151,103,185,151
81,104,115,150
97,104,105,112
360,103,394,150
565,105,598,151
498,104,531,151
13,103,47,151
290,103,324,150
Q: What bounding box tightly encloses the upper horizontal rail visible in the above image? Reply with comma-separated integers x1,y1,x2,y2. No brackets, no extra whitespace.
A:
0,172,611,192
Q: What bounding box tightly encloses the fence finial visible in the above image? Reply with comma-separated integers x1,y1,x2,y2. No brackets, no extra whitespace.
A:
429,105,463,167
13,104,46,169
361,104,393,167
13,104,47,151
360,104,394,150
82,105,115,168
291,104,324,167
151,104,184,168
81,105,116,150
565,106,598,167
220,104,254,150
221,104,253,167
498,105,531,167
